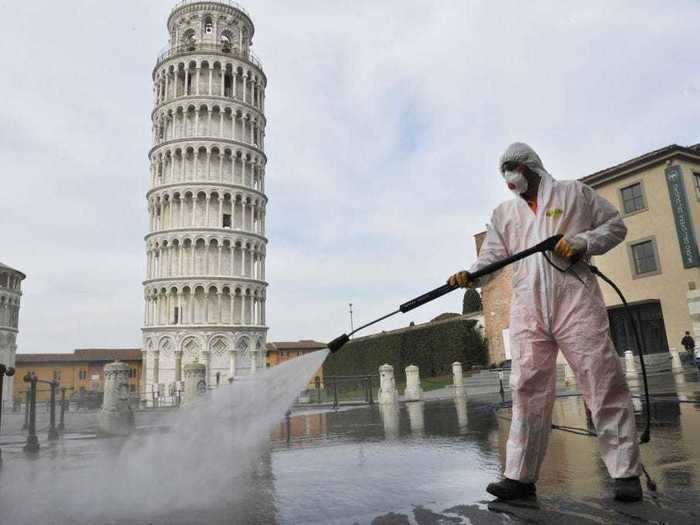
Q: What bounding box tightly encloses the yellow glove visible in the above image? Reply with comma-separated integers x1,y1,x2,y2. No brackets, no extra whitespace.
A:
554,237,587,259
447,271,473,288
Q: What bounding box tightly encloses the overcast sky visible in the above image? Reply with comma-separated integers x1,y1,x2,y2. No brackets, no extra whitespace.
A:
2,1,699,354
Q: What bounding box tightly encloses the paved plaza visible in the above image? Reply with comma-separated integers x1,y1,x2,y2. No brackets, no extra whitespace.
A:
1,368,699,524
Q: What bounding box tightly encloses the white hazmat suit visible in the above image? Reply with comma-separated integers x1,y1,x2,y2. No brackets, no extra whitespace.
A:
472,143,640,483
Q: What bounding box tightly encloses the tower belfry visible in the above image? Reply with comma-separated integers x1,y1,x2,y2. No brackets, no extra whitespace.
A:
143,0,268,401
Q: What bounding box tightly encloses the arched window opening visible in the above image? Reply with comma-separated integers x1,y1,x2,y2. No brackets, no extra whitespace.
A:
204,16,213,34
183,29,196,51
220,30,233,52
224,73,233,97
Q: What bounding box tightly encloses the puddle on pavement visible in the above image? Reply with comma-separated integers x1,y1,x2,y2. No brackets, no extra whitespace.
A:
270,380,700,524
1,371,699,524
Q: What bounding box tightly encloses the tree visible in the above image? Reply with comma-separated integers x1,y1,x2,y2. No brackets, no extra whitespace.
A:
462,288,482,314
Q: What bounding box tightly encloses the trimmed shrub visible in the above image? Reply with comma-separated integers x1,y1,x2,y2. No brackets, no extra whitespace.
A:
462,288,482,314
323,317,488,382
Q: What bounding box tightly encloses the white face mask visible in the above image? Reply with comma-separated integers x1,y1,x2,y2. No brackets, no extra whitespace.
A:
504,170,528,194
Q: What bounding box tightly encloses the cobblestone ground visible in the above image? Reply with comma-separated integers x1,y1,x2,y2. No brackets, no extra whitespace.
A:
1,368,699,524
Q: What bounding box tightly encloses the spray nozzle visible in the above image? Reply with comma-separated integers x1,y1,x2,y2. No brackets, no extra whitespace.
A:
327,334,350,353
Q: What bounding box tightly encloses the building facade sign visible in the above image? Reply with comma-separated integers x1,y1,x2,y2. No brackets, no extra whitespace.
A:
665,165,700,268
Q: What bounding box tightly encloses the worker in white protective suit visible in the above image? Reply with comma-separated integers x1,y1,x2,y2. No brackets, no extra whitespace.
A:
448,143,642,502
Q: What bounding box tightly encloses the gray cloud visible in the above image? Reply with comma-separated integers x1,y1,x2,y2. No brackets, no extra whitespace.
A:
3,0,698,352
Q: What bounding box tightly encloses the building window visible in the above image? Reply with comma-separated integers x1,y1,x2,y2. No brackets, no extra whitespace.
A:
204,17,213,34
631,240,658,276
223,214,232,228
53,370,61,381
79,369,87,380
620,182,645,214
693,172,700,199
173,306,179,324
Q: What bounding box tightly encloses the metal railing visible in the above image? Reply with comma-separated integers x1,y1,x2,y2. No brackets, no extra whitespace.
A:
156,41,263,70
302,375,377,408
170,0,252,21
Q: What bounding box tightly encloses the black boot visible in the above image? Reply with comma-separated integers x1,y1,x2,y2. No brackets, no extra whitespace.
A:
486,478,536,500
613,476,642,502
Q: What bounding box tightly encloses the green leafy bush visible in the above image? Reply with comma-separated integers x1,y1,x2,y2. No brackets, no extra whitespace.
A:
462,289,482,314
323,317,488,382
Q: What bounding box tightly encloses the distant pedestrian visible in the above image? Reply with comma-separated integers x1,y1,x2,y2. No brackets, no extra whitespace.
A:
681,331,695,358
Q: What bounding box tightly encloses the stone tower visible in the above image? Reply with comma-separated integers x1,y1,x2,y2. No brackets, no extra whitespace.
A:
0,263,25,408
143,0,268,401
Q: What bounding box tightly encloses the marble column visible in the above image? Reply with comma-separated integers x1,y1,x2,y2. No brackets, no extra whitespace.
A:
152,350,160,387
228,350,236,380
175,350,183,382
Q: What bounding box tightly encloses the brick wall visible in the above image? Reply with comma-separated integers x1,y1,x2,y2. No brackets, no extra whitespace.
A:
475,231,513,364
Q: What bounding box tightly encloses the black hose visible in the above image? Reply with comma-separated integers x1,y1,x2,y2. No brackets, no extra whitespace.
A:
540,256,653,445
588,264,652,444
540,257,658,490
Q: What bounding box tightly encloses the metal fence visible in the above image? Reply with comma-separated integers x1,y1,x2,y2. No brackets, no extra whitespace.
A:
169,0,253,21
299,375,378,408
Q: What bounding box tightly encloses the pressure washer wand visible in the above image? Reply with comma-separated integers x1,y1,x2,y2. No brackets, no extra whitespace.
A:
327,234,563,353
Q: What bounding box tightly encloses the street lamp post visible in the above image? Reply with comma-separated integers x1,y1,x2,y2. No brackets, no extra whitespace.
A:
23,372,39,455
58,387,70,431
21,390,29,430
47,380,59,441
0,364,17,464
349,303,354,336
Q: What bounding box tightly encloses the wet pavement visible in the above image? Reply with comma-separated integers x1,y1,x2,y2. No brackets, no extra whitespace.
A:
270,368,700,524
1,368,699,524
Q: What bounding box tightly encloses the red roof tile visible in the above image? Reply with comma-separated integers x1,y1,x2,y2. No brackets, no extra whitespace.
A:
16,348,142,364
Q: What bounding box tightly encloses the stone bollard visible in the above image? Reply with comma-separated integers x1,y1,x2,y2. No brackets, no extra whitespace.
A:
406,400,425,436
632,396,642,412
563,361,576,386
452,362,465,395
670,350,683,370
378,364,398,405
670,349,687,390
403,365,422,401
380,401,400,439
183,361,207,405
98,361,135,436
624,351,637,378
454,392,468,432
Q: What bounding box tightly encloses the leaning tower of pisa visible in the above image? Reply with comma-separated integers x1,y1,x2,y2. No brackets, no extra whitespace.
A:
143,0,268,401
0,263,25,408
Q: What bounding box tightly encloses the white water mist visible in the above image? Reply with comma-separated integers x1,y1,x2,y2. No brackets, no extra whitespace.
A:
0,348,330,524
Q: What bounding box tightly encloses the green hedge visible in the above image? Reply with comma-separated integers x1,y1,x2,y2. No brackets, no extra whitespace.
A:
323,317,488,382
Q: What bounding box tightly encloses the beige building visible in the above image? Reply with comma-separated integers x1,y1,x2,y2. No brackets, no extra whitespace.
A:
14,349,142,402
265,340,326,387
581,143,700,355
474,232,512,364
478,142,700,363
